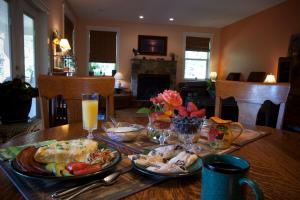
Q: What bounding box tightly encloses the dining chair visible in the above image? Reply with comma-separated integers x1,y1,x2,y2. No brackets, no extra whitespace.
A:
38,75,115,129
226,72,241,81
247,72,267,82
215,80,290,129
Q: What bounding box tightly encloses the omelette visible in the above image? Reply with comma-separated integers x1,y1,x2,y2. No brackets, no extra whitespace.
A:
34,139,98,164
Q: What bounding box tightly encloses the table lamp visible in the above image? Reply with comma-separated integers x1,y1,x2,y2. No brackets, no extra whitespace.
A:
114,72,124,89
264,74,276,83
59,38,71,52
210,72,217,82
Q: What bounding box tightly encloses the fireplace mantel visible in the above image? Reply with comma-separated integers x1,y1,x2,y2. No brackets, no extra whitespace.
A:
131,59,177,97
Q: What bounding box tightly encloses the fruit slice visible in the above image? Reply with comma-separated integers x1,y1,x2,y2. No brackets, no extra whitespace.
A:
177,106,188,117
73,164,101,176
55,163,66,177
66,162,90,173
210,116,232,124
187,102,198,112
150,112,171,122
45,163,56,174
190,109,206,117
62,169,72,176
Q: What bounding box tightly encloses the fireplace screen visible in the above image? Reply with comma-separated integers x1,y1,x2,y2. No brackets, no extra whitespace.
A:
137,74,170,100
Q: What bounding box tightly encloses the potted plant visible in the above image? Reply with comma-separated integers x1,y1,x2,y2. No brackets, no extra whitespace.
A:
0,78,38,124
206,79,216,98
89,64,96,76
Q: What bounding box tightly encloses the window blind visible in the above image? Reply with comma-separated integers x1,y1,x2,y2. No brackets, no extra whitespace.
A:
89,30,116,63
186,36,210,51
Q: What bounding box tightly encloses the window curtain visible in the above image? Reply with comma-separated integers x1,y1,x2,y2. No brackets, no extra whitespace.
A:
89,30,116,63
186,36,210,51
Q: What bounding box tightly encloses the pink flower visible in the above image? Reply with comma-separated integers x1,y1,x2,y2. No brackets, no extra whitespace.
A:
150,93,164,104
161,90,182,108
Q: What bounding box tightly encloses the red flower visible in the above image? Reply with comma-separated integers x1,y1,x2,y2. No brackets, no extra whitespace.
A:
150,93,164,104
161,90,182,108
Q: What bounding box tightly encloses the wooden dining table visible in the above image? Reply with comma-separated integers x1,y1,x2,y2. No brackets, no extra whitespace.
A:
0,117,300,200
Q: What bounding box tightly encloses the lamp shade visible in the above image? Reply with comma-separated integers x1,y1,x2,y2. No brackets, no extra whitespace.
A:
59,38,71,51
114,72,124,80
264,74,276,83
210,72,217,82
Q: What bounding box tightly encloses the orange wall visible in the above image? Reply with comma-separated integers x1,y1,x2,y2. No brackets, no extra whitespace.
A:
75,19,220,88
219,0,300,80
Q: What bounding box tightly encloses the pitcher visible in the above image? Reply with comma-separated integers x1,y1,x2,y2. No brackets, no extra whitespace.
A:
207,117,244,149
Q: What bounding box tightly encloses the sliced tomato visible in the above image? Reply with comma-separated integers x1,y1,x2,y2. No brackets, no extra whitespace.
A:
66,162,90,173
73,164,102,176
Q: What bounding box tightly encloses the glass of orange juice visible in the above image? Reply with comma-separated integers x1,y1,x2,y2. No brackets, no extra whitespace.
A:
82,93,98,139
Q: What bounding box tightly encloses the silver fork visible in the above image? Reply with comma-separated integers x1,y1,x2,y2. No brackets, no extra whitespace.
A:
62,178,118,200
52,166,132,199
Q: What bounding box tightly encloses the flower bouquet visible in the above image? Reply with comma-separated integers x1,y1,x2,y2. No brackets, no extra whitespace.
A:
137,90,206,147
137,90,182,145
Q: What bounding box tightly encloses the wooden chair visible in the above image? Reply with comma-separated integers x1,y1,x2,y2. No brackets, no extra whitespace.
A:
226,72,241,81
247,72,267,82
215,80,290,129
38,75,115,129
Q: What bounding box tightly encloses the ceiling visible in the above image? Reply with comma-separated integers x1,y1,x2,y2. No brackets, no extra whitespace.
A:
67,0,285,28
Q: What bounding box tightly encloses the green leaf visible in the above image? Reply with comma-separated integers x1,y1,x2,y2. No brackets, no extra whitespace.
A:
136,107,152,114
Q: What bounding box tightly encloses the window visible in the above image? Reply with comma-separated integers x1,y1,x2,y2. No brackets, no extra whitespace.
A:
23,14,35,87
23,14,36,118
89,30,117,76
184,36,210,80
0,0,11,83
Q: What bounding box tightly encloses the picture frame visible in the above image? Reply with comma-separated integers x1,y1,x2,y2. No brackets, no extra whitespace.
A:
138,35,167,56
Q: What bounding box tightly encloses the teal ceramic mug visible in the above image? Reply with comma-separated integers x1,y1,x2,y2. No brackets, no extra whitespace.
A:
201,154,263,200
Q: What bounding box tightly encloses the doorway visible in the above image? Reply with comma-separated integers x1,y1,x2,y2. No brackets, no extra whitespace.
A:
4,0,48,118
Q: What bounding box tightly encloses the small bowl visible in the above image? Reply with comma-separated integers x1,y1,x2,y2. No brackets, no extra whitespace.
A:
101,122,144,142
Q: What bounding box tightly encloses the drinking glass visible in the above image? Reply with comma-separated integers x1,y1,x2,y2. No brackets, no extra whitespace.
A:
173,117,204,151
148,113,171,145
82,93,98,139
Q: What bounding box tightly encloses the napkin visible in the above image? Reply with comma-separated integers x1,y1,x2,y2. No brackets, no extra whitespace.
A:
0,140,56,161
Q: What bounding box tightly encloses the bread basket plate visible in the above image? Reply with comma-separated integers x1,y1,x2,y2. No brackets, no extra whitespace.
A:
132,157,202,178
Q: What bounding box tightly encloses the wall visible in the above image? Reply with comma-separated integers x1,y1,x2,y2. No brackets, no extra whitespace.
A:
47,0,77,73
219,0,300,80
75,18,220,88
47,0,64,36
47,0,77,35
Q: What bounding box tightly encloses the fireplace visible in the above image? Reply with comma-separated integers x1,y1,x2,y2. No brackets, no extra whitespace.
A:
137,74,170,100
131,58,177,98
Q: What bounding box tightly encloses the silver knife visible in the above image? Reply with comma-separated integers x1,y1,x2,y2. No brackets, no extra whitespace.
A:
51,165,133,199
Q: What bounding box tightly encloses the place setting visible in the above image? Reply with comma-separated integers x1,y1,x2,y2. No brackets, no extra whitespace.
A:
0,89,272,200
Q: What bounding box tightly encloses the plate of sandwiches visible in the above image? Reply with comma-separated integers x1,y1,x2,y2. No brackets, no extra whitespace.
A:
128,145,202,178
10,139,121,180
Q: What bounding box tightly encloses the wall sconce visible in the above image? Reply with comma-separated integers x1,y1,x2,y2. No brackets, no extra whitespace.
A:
210,72,218,82
264,74,277,83
114,72,124,89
